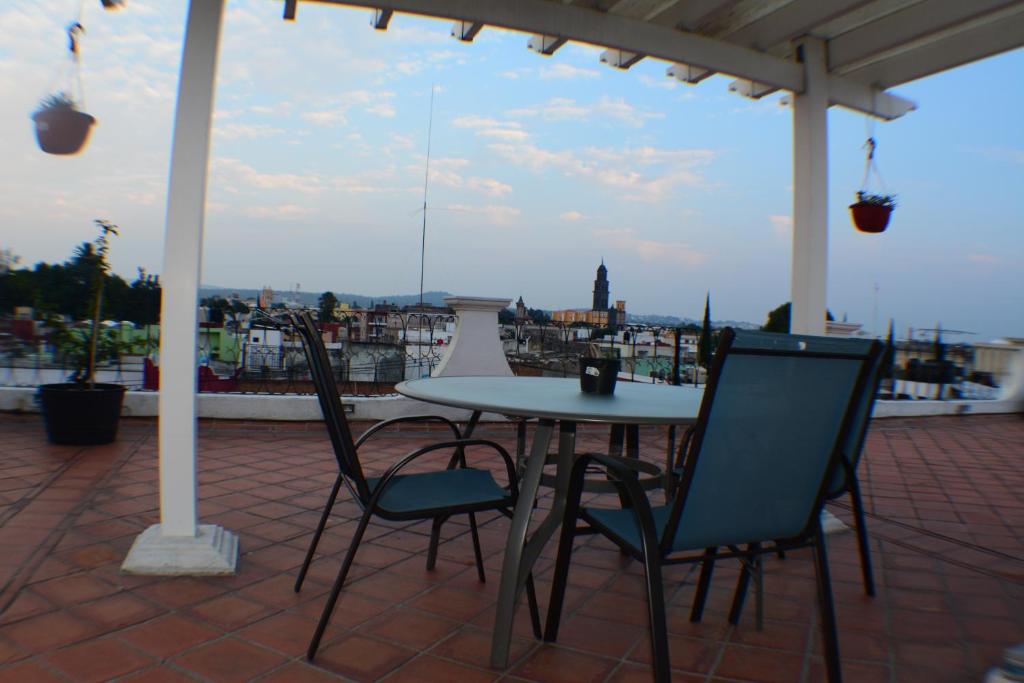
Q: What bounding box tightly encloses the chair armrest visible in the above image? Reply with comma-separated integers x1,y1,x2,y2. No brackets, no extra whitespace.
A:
369,439,519,507
354,415,462,450
672,425,697,472
566,453,664,555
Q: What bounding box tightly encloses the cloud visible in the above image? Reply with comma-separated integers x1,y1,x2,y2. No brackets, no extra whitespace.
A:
300,90,396,127
452,115,528,142
769,214,792,239
967,253,1000,265
453,115,507,129
561,211,584,221
466,177,513,197
538,63,600,80
215,122,286,140
426,157,471,188
445,204,521,225
488,142,715,201
213,158,324,193
244,204,313,219
507,96,662,127
500,67,532,80
638,74,678,91
594,229,709,266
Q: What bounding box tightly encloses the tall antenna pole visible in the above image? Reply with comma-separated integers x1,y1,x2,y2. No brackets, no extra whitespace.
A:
419,84,435,311
417,85,436,377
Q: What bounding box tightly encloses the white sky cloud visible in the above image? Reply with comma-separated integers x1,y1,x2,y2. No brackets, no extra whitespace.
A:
507,96,662,127
561,211,584,221
244,203,313,219
538,63,600,80
594,228,709,267
445,203,521,225
488,142,714,201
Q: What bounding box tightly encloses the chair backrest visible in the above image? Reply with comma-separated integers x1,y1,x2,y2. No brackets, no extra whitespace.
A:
665,328,882,552
290,311,371,501
729,330,885,496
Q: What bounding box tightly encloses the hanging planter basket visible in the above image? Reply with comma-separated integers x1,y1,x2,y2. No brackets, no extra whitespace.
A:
851,136,897,234
33,21,97,155
849,194,895,233
32,99,96,155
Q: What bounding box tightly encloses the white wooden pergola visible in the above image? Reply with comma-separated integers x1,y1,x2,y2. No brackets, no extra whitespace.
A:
122,0,1024,574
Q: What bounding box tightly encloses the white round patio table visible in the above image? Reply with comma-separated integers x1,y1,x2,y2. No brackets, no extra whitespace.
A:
395,376,703,668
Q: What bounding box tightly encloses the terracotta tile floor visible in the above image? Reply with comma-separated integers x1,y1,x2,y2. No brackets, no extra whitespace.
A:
0,412,1021,682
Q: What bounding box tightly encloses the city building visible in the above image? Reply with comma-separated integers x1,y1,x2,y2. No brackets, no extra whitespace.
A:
552,261,627,327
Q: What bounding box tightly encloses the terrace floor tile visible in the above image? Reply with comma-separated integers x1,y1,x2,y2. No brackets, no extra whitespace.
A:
0,412,1020,681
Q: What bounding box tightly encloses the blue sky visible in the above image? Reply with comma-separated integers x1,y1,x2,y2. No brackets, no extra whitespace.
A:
1,1,1021,340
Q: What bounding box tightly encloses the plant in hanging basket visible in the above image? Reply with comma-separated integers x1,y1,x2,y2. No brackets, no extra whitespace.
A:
31,92,96,155
849,191,896,233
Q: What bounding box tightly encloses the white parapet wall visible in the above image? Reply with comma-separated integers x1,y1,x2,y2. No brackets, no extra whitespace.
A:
2,383,1021,423
4,339,1022,424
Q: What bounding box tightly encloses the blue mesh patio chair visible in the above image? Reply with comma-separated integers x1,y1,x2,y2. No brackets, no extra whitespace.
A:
285,311,540,660
726,329,886,597
544,327,883,682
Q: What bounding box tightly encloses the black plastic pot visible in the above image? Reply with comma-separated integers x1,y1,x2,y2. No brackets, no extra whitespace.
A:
38,383,126,445
31,107,96,155
579,357,620,395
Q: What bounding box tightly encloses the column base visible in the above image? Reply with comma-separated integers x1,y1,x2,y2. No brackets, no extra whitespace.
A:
121,524,238,575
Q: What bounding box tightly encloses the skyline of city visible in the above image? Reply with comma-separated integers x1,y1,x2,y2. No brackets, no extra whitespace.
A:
0,1,1021,340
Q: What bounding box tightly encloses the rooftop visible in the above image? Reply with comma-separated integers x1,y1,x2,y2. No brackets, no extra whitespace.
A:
0,412,1021,681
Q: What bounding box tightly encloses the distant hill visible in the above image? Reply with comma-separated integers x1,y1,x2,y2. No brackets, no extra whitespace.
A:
199,287,453,309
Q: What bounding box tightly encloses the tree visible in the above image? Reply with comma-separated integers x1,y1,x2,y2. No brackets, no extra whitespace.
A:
762,302,834,333
697,293,713,370
128,268,161,326
527,307,550,324
318,291,338,322
498,307,515,324
200,296,230,325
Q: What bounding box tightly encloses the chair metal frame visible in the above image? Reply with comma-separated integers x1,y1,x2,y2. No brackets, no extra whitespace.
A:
544,328,883,682
283,311,540,660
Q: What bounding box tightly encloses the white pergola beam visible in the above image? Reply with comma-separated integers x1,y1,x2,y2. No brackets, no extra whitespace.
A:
527,33,567,55
372,8,393,29
329,0,805,91
723,71,914,120
838,6,1024,88
827,76,916,120
828,0,1021,72
600,47,643,69
646,0,738,31
666,62,713,83
451,19,483,41
331,0,917,119
722,0,873,50
728,78,777,99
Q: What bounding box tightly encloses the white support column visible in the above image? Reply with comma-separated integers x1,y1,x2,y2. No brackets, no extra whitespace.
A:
123,0,236,575
790,37,829,335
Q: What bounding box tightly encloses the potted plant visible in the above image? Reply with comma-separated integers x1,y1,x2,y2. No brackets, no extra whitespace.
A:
31,91,96,155
38,220,127,445
849,191,896,233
